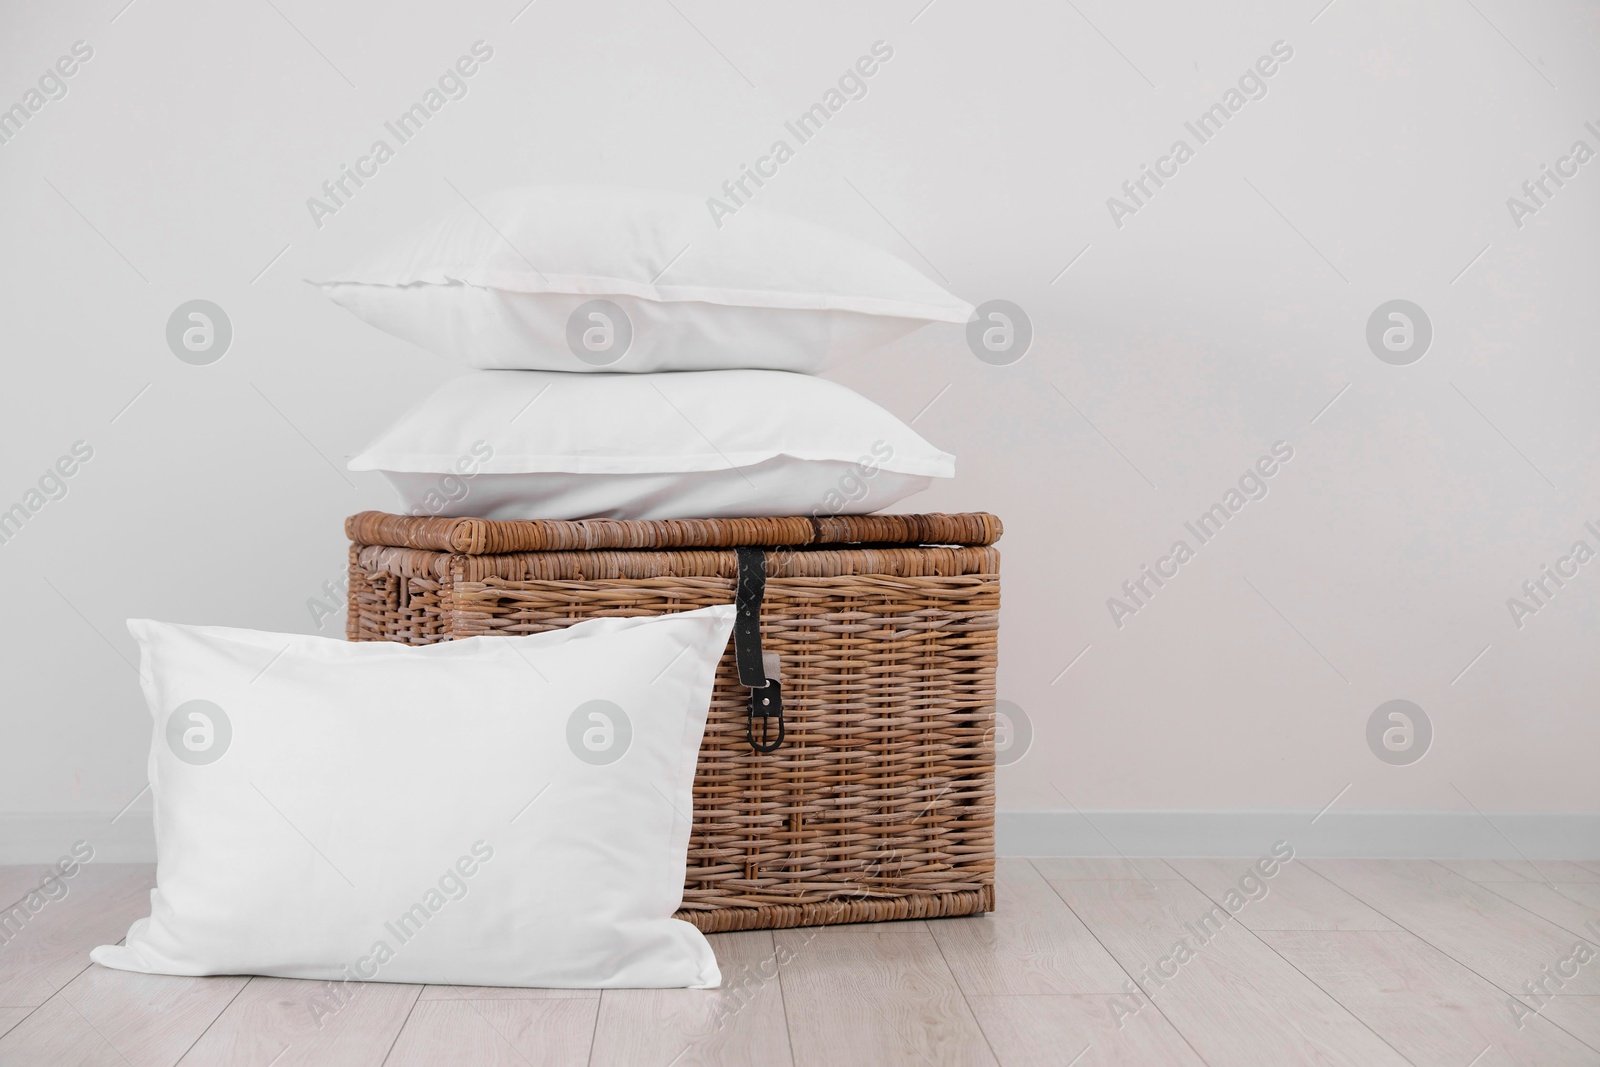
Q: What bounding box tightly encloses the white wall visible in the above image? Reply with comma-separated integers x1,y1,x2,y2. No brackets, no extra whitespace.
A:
2,0,1597,856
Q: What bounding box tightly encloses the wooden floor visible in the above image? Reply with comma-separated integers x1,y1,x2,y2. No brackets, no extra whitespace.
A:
1,859,1598,1065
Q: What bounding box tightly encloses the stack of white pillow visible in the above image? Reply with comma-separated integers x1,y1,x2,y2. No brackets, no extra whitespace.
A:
317,186,971,521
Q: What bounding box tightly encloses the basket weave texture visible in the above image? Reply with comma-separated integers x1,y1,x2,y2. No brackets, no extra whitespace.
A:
346,511,1001,932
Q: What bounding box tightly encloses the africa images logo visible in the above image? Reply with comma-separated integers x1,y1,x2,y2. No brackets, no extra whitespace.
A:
705,40,895,228
166,700,232,766
1106,441,1294,628
1105,40,1294,229
305,41,494,228
566,700,632,766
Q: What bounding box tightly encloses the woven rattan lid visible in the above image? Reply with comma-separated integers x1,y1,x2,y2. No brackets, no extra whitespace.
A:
346,511,1002,555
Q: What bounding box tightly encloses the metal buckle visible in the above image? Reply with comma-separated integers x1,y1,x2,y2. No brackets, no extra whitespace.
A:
747,679,784,753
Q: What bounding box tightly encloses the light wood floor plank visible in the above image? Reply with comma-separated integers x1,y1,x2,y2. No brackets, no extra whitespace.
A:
418,985,596,1001
590,930,790,1067
0,1008,30,1041
1507,862,1600,883
1548,883,1600,908
1308,860,1600,995
0,864,155,1007
1029,859,1179,881
0,860,1592,1066
929,860,1128,995
0,967,245,1067
1548,881,1600,911
1048,876,1409,1066
1542,998,1600,1051
177,975,420,1067
382,997,597,1067
1168,858,1397,931
1476,882,1600,941
968,994,1205,1066
0,997,129,1067
1437,859,1600,884
1433,860,1536,883
1260,929,1600,1065
0,870,49,915
775,920,997,1067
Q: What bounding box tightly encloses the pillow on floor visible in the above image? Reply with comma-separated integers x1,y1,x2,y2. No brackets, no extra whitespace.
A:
92,606,735,989
347,369,955,521
309,185,972,372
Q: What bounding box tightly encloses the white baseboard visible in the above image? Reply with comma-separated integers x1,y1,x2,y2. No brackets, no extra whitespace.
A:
998,810,1600,860
3,810,1595,865
0,813,156,865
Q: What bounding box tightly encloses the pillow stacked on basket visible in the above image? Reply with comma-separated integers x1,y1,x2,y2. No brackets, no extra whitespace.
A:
316,185,970,520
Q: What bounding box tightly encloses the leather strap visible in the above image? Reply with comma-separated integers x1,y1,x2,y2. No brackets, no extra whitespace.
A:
733,548,768,688
735,548,785,752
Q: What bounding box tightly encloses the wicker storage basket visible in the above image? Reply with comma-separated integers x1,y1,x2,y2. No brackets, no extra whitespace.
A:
345,510,1001,932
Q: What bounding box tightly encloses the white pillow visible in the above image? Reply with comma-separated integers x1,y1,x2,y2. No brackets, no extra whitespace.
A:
92,606,736,989
347,369,955,521
310,185,972,372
